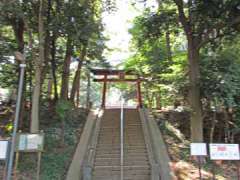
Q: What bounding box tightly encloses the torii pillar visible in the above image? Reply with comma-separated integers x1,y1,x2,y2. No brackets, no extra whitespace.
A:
137,77,143,108
101,75,107,108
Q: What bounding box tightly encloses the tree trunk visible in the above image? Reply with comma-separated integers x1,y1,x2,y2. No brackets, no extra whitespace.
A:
76,79,80,107
70,61,82,103
12,18,25,53
151,92,155,109
70,46,87,102
40,31,51,87
165,27,172,61
47,0,58,101
30,0,44,133
156,92,161,110
47,77,53,100
86,71,91,109
223,107,230,143
60,37,72,100
24,18,34,129
187,37,203,142
40,0,51,89
145,88,153,109
70,46,87,103
50,35,58,100
210,111,217,143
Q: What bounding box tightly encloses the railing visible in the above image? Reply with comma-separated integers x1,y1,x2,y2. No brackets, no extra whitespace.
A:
120,98,124,180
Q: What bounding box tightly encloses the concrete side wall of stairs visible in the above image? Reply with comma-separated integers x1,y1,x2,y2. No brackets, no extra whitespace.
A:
66,110,102,180
139,109,176,180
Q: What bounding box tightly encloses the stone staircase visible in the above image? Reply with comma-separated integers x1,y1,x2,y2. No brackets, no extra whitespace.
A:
92,109,151,180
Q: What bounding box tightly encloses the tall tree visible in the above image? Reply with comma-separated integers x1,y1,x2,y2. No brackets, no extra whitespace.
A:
147,0,240,142
31,0,45,133
70,45,87,103
173,0,240,142
60,37,73,100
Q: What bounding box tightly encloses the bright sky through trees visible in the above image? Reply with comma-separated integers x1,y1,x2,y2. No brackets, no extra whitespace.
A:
102,0,157,66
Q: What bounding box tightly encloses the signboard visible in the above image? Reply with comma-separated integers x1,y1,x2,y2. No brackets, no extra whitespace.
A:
16,133,44,152
0,140,9,160
190,143,207,156
209,144,240,160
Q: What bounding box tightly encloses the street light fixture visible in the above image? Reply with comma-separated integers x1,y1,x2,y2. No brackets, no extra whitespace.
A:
6,51,26,180
14,51,25,62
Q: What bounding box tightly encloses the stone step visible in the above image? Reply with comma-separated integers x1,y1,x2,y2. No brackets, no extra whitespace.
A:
96,144,146,147
94,165,150,170
94,159,149,163
95,153,148,158
93,171,150,177
92,175,150,180
93,168,150,175
94,162,150,166
96,150,147,154
96,144,146,148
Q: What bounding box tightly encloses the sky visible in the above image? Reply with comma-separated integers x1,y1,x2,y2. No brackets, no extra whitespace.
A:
102,0,158,66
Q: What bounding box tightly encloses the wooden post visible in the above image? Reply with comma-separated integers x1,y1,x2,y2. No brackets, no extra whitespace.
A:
36,152,42,180
101,75,107,108
212,162,216,180
197,156,202,180
13,130,21,180
3,162,7,180
13,152,19,180
137,78,143,108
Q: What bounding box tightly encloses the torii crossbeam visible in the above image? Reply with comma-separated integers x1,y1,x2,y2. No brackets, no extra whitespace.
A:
91,69,144,108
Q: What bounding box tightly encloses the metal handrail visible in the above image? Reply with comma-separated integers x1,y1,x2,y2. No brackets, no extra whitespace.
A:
120,98,124,180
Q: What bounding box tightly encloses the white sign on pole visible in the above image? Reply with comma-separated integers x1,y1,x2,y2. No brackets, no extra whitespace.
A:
209,144,240,160
0,141,8,160
190,143,207,156
17,134,44,151
26,134,43,150
19,134,27,151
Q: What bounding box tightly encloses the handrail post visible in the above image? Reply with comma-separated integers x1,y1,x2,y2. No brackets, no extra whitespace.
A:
120,97,124,180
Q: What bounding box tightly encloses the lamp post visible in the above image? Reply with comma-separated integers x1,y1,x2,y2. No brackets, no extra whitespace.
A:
6,52,26,180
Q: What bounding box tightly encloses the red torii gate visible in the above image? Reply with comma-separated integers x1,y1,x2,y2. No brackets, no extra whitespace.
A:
91,69,143,108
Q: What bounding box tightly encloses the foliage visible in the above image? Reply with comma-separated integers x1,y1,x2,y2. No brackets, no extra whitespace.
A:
200,42,240,107
121,9,187,107
55,100,73,121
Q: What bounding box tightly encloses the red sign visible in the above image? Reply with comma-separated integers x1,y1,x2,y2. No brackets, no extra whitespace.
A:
217,146,227,151
210,144,240,160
